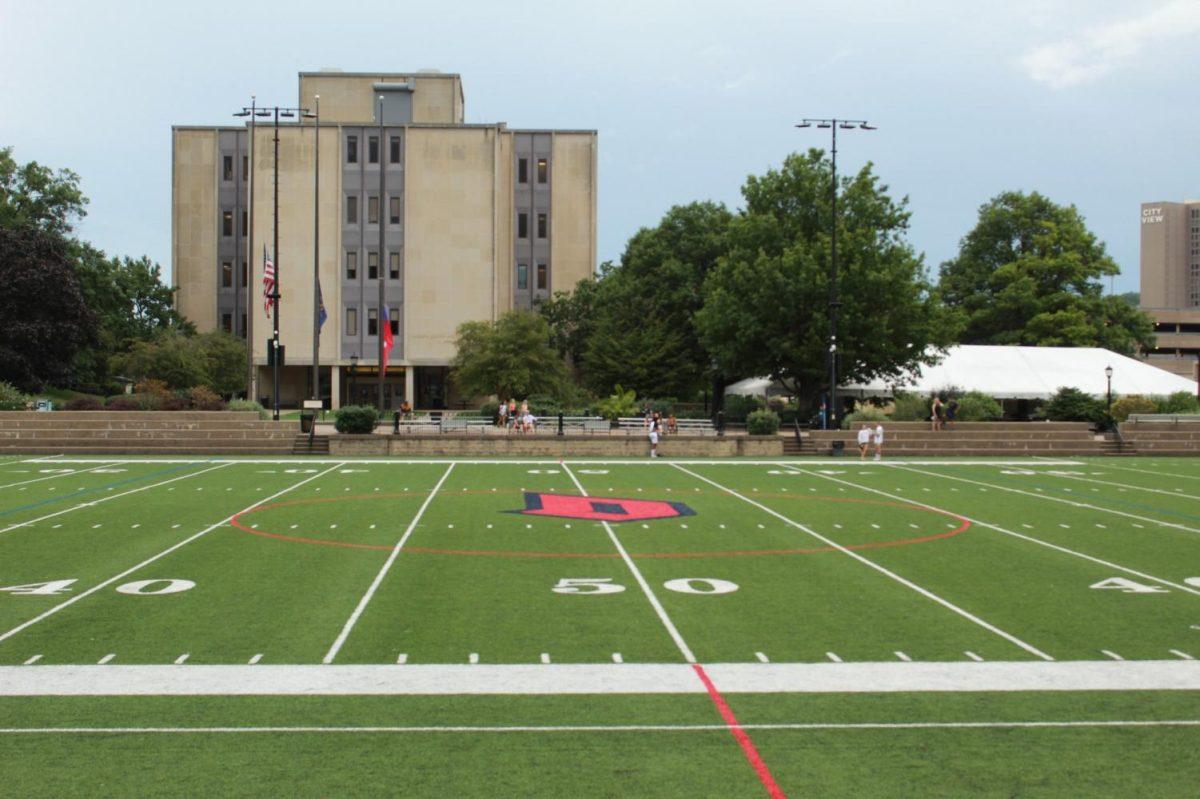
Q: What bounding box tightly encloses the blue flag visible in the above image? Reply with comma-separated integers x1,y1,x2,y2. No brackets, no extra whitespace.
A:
316,279,327,330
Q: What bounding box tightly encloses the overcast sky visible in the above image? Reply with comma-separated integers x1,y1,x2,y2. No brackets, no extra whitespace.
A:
2,0,1198,294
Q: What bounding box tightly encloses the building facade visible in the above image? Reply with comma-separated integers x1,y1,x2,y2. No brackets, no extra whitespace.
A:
1139,200,1200,379
173,70,597,408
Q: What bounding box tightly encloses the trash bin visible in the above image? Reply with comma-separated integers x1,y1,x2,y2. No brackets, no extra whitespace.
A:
299,412,315,434
830,439,845,457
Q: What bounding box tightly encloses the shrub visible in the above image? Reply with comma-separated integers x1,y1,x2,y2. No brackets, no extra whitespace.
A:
187,385,226,411
227,399,268,419
160,394,189,411
842,406,889,428
106,395,141,411
334,405,380,434
596,385,638,422
954,391,1003,422
132,392,163,411
746,409,781,435
1109,394,1159,423
134,379,173,400
1041,387,1106,423
1155,391,1200,415
478,401,499,420
722,394,762,423
0,382,32,410
889,391,929,421
526,394,564,416
64,396,104,411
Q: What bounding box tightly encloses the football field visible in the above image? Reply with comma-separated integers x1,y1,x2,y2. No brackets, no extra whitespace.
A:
1,454,1199,796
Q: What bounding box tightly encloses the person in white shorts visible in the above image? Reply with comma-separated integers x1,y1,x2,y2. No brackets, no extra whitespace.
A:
649,418,660,458
873,423,884,461
857,424,871,459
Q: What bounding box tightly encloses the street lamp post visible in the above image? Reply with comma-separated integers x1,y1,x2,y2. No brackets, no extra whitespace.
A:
1105,365,1114,411
309,97,320,409
795,118,875,430
349,354,359,406
234,101,312,421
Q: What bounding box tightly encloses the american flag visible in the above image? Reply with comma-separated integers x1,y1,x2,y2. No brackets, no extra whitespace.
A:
262,245,275,317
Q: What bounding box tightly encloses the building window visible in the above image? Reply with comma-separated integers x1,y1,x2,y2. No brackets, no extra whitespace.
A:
222,211,233,237
537,212,547,239
347,136,358,164
389,196,400,224
221,261,233,288
389,136,401,164
518,158,528,184
368,251,379,280
346,307,357,336
242,155,248,180
241,210,247,238
536,262,547,291
389,307,399,335
389,252,400,280
518,212,528,239
345,251,358,280
241,263,247,287
346,196,358,224
537,158,548,184
222,313,232,333
223,156,233,181
368,136,379,164
517,263,528,290
367,307,378,336
368,196,379,225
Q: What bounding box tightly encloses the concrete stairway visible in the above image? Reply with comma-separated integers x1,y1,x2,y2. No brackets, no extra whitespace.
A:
1119,419,1200,455
0,412,296,455
292,434,330,456
801,422,1108,457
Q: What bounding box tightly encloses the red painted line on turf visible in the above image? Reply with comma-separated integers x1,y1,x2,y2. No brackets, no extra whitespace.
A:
693,664,786,798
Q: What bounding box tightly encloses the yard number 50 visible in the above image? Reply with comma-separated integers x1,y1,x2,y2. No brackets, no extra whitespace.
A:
553,577,738,595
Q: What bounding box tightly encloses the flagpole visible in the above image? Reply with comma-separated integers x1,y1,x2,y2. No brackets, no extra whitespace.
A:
271,104,281,422
377,94,386,414
312,95,320,408
245,97,256,402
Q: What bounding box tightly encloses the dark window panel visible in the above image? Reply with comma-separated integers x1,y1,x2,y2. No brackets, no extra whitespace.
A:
537,212,547,239
347,136,358,164
517,263,528,290
346,251,358,280
518,158,528,184
346,196,358,224
518,212,528,239
221,261,233,288
537,158,548,183
389,136,401,164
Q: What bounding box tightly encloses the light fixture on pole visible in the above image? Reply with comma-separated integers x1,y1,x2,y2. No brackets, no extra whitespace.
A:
306,99,320,409
349,353,359,405
795,118,876,431
1105,364,1113,411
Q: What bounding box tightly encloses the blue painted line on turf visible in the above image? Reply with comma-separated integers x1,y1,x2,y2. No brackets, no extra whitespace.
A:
1025,480,1200,525
0,463,200,519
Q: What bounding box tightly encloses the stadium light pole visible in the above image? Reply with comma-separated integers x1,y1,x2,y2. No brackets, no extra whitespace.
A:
236,101,312,421
308,98,320,409
232,98,266,402
795,118,876,430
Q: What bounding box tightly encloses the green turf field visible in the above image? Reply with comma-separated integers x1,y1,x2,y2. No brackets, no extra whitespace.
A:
1,455,1198,796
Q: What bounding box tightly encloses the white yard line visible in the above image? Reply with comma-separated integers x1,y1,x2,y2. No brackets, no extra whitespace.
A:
1,661,1197,695
0,462,117,491
28,458,1087,467
1091,462,1200,483
789,467,1200,599
562,463,696,664
1039,471,1200,501
0,462,232,537
895,465,1200,537
674,464,1055,662
2,719,1199,734
0,463,344,647
322,463,456,664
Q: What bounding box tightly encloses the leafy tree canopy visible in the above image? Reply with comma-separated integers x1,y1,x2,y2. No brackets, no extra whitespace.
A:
108,330,245,394
696,150,950,410
937,191,1154,355
451,311,569,402
0,146,87,236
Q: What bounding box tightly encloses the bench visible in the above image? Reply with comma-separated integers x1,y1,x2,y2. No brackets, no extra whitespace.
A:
440,417,493,434
617,417,716,435
559,416,609,434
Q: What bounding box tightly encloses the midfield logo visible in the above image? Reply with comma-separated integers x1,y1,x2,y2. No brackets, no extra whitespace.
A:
510,492,696,523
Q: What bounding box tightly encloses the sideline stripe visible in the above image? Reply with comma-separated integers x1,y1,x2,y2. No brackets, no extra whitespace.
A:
23,458,1087,466
1040,471,1200,502
1071,461,1200,483
896,465,1200,536
0,462,231,537
0,463,196,519
2,719,1198,735
790,468,1200,599
674,464,1055,661
322,463,456,664
0,463,344,647
562,463,695,663
0,462,116,491
693,664,786,798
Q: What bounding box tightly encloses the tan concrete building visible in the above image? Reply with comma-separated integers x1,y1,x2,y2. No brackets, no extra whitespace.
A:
173,70,597,409
1140,201,1200,380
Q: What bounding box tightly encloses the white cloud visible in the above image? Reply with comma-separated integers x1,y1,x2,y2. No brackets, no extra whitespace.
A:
1018,0,1200,89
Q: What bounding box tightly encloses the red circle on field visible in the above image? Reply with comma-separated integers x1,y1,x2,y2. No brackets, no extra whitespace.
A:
229,490,972,558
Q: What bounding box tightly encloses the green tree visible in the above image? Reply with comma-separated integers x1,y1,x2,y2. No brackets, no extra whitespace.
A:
580,203,733,397
450,311,570,401
0,225,97,390
109,331,208,390
696,150,950,412
538,275,598,367
195,332,247,396
0,147,88,236
938,191,1154,355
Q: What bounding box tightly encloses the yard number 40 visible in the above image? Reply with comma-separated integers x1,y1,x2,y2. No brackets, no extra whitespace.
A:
0,579,195,596
553,578,739,595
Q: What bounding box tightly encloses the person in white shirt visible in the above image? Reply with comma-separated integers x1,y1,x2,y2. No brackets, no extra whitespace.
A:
857,424,872,460
873,423,885,461
649,417,660,458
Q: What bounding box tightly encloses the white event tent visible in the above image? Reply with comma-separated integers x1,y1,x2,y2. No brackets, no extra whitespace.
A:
727,345,1198,401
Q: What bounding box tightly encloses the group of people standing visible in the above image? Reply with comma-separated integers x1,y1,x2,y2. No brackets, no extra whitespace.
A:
929,395,959,431
856,423,885,460
497,399,537,433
